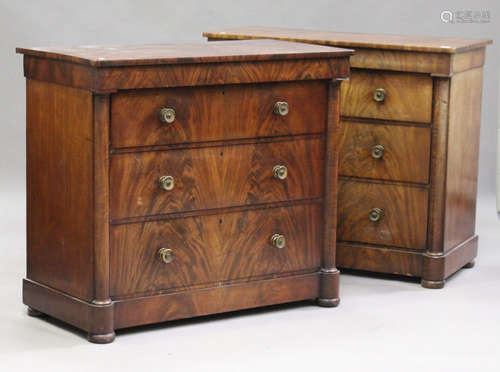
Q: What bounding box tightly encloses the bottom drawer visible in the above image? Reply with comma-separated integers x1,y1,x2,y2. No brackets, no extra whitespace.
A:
337,180,429,250
110,204,321,297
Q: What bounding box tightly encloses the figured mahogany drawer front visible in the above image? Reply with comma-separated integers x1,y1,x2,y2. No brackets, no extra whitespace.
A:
110,81,327,148
339,121,431,184
110,204,322,297
337,180,429,250
110,137,324,220
340,70,433,123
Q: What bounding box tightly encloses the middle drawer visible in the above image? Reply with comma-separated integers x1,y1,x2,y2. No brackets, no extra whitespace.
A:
110,137,324,220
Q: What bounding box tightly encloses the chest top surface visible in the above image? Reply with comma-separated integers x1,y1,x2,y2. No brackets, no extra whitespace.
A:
16,39,353,67
203,27,492,54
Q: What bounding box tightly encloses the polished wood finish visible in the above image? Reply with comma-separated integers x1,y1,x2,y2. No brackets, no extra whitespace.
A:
341,70,433,123
443,68,483,251
110,137,323,219
17,39,353,66
110,204,321,297
318,82,341,307
19,40,351,92
337,180,429,250
22,55,350,92
338,121,431,183
113,273,320,329
204,28,490,287
26,80,94,301
20,41,352,342
337,243,422,277
203,27,491,54
93,94,112,306
111,81,326,148
23,279,114,336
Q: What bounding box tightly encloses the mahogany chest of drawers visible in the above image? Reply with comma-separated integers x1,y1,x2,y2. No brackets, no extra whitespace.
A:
17,40,352,343
204,27,492,288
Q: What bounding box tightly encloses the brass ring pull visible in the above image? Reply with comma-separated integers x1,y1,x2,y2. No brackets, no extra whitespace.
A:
369,208,384,222
373,88,386,102
158,248,174,264
158,175,174,191
270,234,286,249
371,144,385,159
273,101,289,116
273,165,288,180
158,107,176,124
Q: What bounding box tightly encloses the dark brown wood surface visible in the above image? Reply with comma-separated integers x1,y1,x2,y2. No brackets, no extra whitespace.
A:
113,273,320,329
111,81,326,148
17,39,353,67
21,41,349,342
337,243,423,277
23,55,350,93
110,137,324,220
206,41,486,77
92,94,112,305
318,82,341,306
426,78,450,255
341,69,433,123
110,204,321,297
204,29,486,288
443,68,483,251
337,179,429,250
26,80,94,301
338,120,431,183
203,27,492,53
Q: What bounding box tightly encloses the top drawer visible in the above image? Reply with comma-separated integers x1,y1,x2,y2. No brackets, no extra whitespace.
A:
111,81,327,148
340,70,433,123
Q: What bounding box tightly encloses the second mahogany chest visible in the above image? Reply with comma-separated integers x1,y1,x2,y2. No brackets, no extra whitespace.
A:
204,27,492,288
18,40,353,342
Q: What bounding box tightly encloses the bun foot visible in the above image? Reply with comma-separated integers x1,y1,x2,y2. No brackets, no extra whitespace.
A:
317,298,340,307
463,260,475,269
421,279,445,289
27,307,45,317
87,332,115,344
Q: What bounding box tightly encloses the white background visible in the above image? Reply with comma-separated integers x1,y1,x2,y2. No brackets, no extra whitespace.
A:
0,0,498,370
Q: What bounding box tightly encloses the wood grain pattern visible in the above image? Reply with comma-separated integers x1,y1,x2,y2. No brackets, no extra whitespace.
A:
110,137,324,220
110,204,321,297
23,279,114,335
349,48,451,75
205,29,488,287
92,94,111,305
338,120,431,183
423,236,478,282
111,81,326,148
206,39,459,76
17,39,353,67
113,273,320,329
318,82,341,306
21,42,349,341
26,80,94,301
443,68,483,251
426,78,450,255
337,243,423,277
23,55,350,93
341,69,433,123
451,48,486,74
203,27,492,54
337,180,429,250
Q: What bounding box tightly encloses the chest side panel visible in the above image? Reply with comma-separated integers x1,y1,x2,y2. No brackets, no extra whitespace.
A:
26,80,93,301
